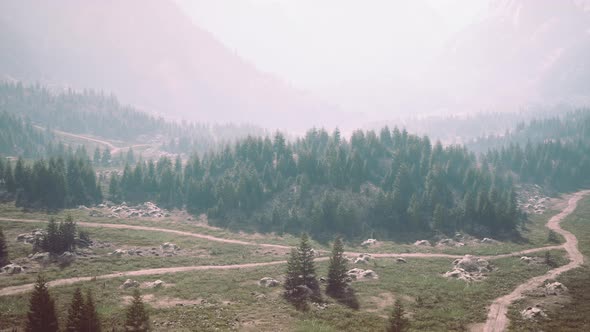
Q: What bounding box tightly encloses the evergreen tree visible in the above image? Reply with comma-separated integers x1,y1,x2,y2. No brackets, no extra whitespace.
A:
26,275,59,332
0,227,9,267
66,288,85,332
82,289,101,332
386,299,409,332
125,289,149,332
297,233,321,301
93,148,101,165
326,237,348,298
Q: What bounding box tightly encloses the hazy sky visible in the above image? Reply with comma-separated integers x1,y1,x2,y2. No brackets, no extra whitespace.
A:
176,0,489,106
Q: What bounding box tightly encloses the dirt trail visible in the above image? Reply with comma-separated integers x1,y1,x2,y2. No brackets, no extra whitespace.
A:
34,125,149,154
1,191,586,299
0,260,289,297
480,190,590,332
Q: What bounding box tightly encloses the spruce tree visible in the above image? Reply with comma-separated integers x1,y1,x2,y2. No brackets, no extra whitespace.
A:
82,289,101,332
26,275,59,332
283,248,302,300
326,237,348,298
0,227,9,267
386,299,409,332
125,289,149,332
66,287,85,332
297,233,321,301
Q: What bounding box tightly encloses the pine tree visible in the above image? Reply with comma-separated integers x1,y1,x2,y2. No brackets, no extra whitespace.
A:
326,237,348,298
298,233,321,301
0,227,9,267
26,275,59,332
66,288,85,332
82,289,101,332
284,248,302,300
386,299,409,332
125,289,149,332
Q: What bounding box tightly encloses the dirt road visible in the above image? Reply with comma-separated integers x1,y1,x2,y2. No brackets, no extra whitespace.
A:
481,190,590,332
1,190,586,300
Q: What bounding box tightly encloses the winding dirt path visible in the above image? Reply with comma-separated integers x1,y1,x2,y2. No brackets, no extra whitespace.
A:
481,190,590,332
1,190,586,299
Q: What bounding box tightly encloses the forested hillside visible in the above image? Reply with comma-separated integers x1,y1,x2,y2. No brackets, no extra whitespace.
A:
0,111,53,157
468,110,590,191
0,82,266,155
109,128,521,241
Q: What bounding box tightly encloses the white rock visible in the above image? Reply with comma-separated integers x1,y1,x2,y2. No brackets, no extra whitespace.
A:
545,282,568,296
258,277,280,287
414,240,431,246
122,279,139,289
361,239,377,247
2,264,24,274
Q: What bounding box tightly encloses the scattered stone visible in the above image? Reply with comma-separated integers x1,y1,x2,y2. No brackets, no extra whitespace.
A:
361,239,377,247
347,268,378,280
16,229,45,244
545,282,568,296
57,251,76,265
30,252,51,263
444,255,493,282
354,253,372,264
161,243,179,251
103,201,170,219
520,256,533,264
110,249,127,256
521,305,547,320
258,277,280,287
122,279,140,289
481,238,498,244
2,264,24,274
396,257,407,263
414,240,431,246
148,280,165,288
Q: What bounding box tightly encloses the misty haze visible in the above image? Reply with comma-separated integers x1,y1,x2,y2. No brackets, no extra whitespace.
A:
1,1,590,331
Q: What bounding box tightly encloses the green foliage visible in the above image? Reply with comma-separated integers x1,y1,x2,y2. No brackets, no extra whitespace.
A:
26,275,59,332
548,230,559,243
66,288,85,332
284,234,321,309
386,299,410,332
125,289,149,332
0,227,8,267
326,237,349,298
82,290,101,332
39,215,79,255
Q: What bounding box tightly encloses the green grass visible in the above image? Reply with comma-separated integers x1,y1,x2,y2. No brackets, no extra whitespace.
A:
507,195,590,331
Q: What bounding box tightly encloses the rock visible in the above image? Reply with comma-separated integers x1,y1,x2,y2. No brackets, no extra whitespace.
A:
161,242,179,251
396,257,407,263
481,238,497,244
16,229,46,244
347,268,378,280
150,280,165,288
110,249,127,256
414,240,431,246
89,210,104,217
122,279,140,289
520,256,533,264
521,306,547,320
361,239,377,247
354,253,372,264
545,282,568,296
2,264,24,274
455,255,480,272
438,238,456,246
258,277,280,287
31,252,51,263
57,251,76,265
319,277,327,283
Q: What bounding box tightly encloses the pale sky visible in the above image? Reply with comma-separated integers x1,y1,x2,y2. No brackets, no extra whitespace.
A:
176,0,489,109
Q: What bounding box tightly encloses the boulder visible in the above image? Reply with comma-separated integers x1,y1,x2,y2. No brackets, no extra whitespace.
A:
258,277,280,287
161,242,178,251
122,279,140,289
455,255,480,272
361,239,377,247
353,253,372,264
31,252,51,263
110,249,127,256
481,237,497,244
443,268,475,282
396,257,407,263
2,264,24,274
520,256,533,264
150,280,165,288
545,282,568,296
347,268,378,280
58,251,76,265
414,240,431,246
521,306,547,320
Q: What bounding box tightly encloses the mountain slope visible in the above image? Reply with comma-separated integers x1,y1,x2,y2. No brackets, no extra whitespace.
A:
0,0,333,129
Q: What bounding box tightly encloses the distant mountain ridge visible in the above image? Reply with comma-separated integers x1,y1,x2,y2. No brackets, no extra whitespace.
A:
0,0,336,129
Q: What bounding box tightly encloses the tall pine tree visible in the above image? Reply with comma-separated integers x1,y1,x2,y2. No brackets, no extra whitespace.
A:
26,275,59,332
326,237,348,298
125,289,149,332
0,227,9,267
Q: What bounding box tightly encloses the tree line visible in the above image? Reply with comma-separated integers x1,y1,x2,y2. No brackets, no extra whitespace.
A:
108,127,522,240
0,154,102,209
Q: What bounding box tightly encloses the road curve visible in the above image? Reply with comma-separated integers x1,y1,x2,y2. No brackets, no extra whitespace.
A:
481,190,590,332
1,191,585,298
